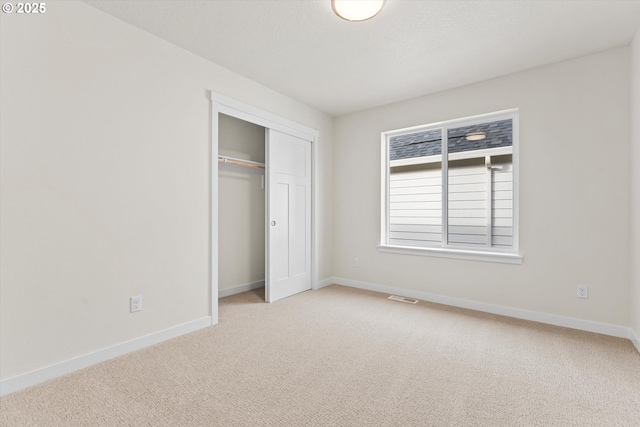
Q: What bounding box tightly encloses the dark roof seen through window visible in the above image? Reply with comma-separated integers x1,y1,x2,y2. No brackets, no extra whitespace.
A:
389,119,512,161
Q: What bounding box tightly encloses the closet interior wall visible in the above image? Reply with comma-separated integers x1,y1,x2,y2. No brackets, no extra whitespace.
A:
218,113,266,296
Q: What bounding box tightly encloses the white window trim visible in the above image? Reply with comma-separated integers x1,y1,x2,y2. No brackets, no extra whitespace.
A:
379,108,521,263
377,245,523,264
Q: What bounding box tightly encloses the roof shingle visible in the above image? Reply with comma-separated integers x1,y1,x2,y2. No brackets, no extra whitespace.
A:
389,119,512,161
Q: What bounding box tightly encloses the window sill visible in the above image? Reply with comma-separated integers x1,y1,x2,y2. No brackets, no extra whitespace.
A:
377,245,523,264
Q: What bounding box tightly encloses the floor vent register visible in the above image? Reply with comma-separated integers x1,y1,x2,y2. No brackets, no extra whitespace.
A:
388,295,419,304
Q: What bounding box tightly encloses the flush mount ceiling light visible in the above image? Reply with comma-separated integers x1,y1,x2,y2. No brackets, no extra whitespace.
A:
465,132,487,141
332,0,386,22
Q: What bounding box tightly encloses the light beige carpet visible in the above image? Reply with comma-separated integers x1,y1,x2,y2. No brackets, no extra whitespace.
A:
1,284,639,426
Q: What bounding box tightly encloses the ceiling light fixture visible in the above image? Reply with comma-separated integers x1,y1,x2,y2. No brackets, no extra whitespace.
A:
465,132,486,141
332,0,386,22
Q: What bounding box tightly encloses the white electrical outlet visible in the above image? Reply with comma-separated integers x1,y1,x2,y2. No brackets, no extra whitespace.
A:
130,295,142,312
577,286,588,299
354,258,360,267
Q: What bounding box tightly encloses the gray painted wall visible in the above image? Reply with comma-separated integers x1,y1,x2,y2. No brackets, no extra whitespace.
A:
0,0,333,380
631,28,640,340
333,48,631,328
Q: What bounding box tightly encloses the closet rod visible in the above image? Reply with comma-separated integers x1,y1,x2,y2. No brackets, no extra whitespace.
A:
218,155,265,170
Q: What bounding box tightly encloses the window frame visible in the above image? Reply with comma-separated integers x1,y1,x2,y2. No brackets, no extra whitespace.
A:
379,109,522,264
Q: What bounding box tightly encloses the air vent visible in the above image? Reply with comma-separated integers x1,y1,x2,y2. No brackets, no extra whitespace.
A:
388,295,418,304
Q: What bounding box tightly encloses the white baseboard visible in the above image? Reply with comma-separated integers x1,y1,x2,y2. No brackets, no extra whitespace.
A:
316,277,334,289
332,277,631,339
0,316,211,397
218,280,265,298
631,328,640,354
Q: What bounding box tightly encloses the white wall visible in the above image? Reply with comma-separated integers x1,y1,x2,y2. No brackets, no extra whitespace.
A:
631,28,640,340
0,0,333,380
218,115,265,292
333,48,631,327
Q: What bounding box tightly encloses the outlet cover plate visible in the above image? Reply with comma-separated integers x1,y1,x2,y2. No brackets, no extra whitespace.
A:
130,295,142,312
577,286,588,299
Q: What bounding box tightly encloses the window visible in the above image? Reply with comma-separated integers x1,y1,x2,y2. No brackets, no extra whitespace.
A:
380,109,521,263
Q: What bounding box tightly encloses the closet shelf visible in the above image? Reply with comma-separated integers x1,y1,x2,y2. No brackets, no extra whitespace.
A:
218,155,265,170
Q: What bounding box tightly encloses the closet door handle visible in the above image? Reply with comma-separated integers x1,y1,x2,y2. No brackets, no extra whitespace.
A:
271,221,276,226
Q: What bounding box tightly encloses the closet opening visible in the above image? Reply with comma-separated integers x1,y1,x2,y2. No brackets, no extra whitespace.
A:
218,113,267,301
210,90,319,325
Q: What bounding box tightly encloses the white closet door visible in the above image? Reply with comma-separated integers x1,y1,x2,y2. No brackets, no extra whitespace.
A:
266,129,311,302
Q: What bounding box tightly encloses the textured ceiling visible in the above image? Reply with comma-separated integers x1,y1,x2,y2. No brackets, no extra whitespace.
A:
82,0,640,117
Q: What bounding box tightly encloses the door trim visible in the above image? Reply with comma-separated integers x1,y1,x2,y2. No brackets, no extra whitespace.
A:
209,91,319,325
